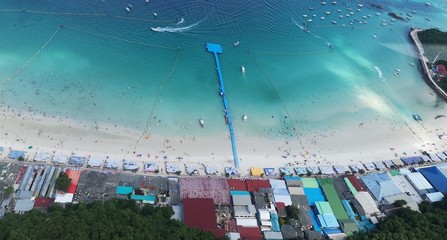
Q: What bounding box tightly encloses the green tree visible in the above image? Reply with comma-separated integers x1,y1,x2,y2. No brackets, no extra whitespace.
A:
394,199,407,207
55,173,71,192
286,205,300,219
4,186,14,197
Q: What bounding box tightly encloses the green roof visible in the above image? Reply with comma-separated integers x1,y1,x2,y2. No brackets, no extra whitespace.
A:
315,201,334,215
318,178,349,220
344,178,358,195
301,178,319,188
130,194,156,202
116,186,133,195
389,169,401,176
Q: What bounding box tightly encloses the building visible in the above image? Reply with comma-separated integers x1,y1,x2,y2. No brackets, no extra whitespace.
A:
182,198,225,238
353,191,381,217
405,172,435,196
437,64,447,77
418,166,447,193
425,192,444,203
360,173,402,201
179,177,230,204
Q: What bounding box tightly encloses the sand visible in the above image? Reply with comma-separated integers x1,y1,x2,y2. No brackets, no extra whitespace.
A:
1,94,447,177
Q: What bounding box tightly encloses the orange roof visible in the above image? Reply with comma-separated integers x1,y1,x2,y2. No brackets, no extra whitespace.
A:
66,169,81,194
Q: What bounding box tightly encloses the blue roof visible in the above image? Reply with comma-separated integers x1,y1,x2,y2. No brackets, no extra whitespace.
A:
271,212,280,232
418,166,447,193
230,190,250,196
116,186,133,195
8,150,26,159
130,194,156,201
304,188,325,206
341,200,357,218
206,43,222,53
317,214,340,228
309,210,322,233
401,156,422,165
284,176,302,181
360,173,401,201
323,228,343,235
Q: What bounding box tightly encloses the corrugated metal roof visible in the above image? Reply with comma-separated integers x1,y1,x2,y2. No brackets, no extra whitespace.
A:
318,178,349,220
288,187,304,195
426,192,444,202
232,194,252,206
269,179,287,189
354,191,380,216
179,177,230,204
238,226,263,240
263,231,283,239
14,199,34,212
301,178,319,188
418,166,447,193
406,172,433,190
270,212,281,232
315,201,334,215
116,186,133,195
230,190,250,196
246,179,270,192
345,175,366,192
317,214,339,228
360,173,402,201
236,218,259,227
183,198,224,238
130,194,155,201
304,188,325,206
227,179,247,191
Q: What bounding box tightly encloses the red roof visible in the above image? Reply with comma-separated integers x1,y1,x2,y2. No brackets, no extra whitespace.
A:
227,179,247,191
276,202,287,217
438,64,447,75
179,177,230,204
15,165,28,185
246,179,270,192
224,219,237,232
346,175,366,191
237,226,263,240
182,198,224,238
34,197,55,208
66,169,81,194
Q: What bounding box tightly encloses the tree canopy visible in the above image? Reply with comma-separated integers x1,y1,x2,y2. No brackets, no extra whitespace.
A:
348,198,447,240
55,173,71,192
418,28,447,45
0,199,216,240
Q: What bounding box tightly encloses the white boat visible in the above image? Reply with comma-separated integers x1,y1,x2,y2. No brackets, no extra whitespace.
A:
309,6,314,10
372,34,377,38
128,4,133,8
358,4,363,7
331,1,337,4
233,41,240,46
321,17,325,20
321,2,326,5
153,12,158,17
308,19,313,22
331,21,337,24
425,2,431,6
242,114,248,122
145,0,149,3
325,11,331,15
199,118,205,127
395,68,401,72
241,66,246,73
125,7,131,13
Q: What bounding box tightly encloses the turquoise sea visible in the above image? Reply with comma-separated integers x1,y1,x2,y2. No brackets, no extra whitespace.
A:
1,0,447,146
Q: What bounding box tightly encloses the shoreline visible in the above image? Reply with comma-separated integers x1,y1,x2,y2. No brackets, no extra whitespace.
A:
409,28,447,101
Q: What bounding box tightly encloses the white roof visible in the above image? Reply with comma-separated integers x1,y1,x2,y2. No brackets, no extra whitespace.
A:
269,179,287,189
232,195,252,206
421,155,431,162
307,166,320,174
383,193,419,212
354,191,380,216
166,163,180,173
52,154,69,164
364,162,376,171
429,154,442,162
235,217,258,227
392,159,404,166
234,205,256,217
258,209,270,220
373,161,385,170
144,163,159,172
226,232,241,240
205,165,218,175
389,174,423,203
405,172,433,190
288,187,304,195
88,157,103,167
319,166,335,175
123,160,138,170
104,159,120,169
436,152,447,160
273,194,292,206
171,205,183,221
426,192,444,202
333,165,347,174
263,231,283,239
34,152,50,162
54,193,74,203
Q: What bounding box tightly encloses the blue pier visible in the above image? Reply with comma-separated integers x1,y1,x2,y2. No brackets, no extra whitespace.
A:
206,43,239,168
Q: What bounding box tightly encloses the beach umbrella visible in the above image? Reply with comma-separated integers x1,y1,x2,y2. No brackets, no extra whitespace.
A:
28,146,33,149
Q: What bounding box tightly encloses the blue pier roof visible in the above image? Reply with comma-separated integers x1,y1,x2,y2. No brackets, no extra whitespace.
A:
206,43,222,53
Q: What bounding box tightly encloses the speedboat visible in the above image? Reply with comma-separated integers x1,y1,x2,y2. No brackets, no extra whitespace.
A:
242,114,248,122
241,66,246,73
321,2,326,5
125,7,131,13
199,118,205,127
309,6,314,10
325,11,331,15
412,114,422,121
425,2,431,6
233,41,240,46
153,12,158,17
128,4,133,8
145,0,149,3
331,21,337,24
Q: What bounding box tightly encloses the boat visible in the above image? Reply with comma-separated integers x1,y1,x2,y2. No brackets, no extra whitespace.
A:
241,66,246,73
325,11,331,15
303,14,308,18
358,4,363,7
127,4,133,8
394,72,400,77
199,118,205,127
321,2,326,5
309,6,314,10
372,34,377,38
409,63,415,66
395,68,401,72
153,12,158,17
233,41,240,46
242,114,248,122
425,2,431,6
413,114,422,121
321,17,325,20
145,0,149,3
331,1,337,4
331,21,337,24
125,7,131,13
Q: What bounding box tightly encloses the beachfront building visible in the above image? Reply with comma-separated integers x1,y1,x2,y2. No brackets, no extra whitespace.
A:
55,169,81,203
270,179,292,206
104,159,120,170
87,157,103,168
69,156,86,167
179,177,230,205
404,172,436,196
34,151,51,163
388,170,424,203
360,173,402,201
417,166,447,194
182,198,225,238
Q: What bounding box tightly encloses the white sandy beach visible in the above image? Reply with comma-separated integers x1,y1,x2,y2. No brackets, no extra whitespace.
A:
1,95,447,176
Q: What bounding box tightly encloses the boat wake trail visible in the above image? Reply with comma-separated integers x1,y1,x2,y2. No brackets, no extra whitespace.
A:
151,18,204,33
292,18,333,49
374,66,383,79
176,17,185,25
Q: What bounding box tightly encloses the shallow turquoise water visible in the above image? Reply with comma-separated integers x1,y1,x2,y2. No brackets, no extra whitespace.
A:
0,0,447,141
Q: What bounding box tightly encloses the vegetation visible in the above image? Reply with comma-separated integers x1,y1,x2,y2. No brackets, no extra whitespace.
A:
418,28,447,45
348,199,447,240
0,199,216,240
4,186,14,197
286,205,300,220
17,156,24,161
393,199,407,208
55,173,72,192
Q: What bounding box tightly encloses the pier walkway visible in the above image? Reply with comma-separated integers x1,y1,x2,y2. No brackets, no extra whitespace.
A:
206,43,239,168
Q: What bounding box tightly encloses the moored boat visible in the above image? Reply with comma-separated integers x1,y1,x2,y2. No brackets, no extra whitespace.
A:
242,114,248,122
241,66,246,73
199,118,205,127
